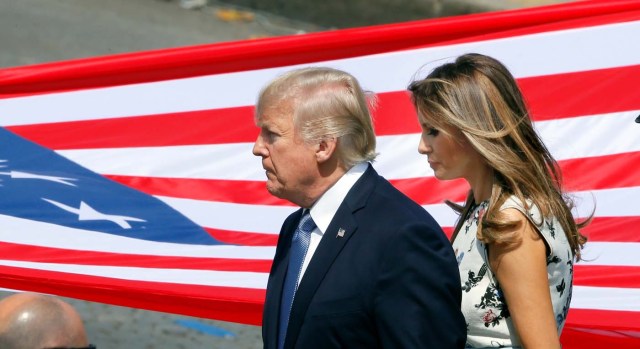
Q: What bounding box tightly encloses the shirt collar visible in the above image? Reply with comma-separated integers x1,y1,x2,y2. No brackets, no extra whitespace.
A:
309,162,368,235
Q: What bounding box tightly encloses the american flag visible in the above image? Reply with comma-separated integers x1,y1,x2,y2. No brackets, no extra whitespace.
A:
0,0,639,347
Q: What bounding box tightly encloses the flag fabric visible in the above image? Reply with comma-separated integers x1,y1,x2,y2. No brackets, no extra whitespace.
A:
1,0,639,347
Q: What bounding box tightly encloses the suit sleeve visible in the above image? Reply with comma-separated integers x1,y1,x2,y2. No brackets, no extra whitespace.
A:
373,222,466,348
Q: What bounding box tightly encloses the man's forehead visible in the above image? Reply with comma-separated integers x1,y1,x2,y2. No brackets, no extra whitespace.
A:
258,104,293,124
261,95,294,113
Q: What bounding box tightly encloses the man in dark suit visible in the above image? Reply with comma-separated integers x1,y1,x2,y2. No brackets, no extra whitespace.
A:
253,67,465,349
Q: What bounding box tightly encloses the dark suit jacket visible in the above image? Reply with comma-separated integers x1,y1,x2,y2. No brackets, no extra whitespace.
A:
263,165,466,348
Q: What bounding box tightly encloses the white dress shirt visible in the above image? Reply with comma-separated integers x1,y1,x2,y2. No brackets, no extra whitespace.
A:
296,162,368,285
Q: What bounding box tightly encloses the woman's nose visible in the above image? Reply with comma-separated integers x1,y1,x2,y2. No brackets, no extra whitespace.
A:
418,138,431,155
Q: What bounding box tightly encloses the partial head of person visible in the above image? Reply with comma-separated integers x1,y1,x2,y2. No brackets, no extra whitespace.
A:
408,53,586,258
0,292,93,349
252,67,377,208
408,53,538,182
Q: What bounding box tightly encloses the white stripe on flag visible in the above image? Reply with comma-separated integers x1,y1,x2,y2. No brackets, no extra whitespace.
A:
581,242,640,267
537,110,640,161
572,187,640,218
58,143,262,181
572,285,640,311
156,196,297,234
0,215,276,259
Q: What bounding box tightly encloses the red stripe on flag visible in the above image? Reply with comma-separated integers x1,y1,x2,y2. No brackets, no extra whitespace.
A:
566,308,640,332
561,152,640,192
105,152,638,207
106,175,293,206
5,92,420,148
582,216,640,242
8,64,640,148
574,265,640,288
562,325,640,349
8,93,420,147
442,226,454,239
204,228,279,246
373,91,421,135
6,106,258,149
440,216,640,245
390,177,469,205
0,265,265,325
0,242,271,272
520,64,640,121
107,174,468,206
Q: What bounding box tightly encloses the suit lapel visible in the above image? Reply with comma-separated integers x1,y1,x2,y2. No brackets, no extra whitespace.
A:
283,166,378,349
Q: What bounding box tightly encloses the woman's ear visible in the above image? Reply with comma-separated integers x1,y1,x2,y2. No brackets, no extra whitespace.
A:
316,137,338,163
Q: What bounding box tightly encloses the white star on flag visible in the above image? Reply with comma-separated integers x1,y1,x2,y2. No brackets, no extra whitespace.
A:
42,198,146,229
0,169,77,186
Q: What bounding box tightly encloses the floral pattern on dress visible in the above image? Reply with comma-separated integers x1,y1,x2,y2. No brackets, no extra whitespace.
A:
462,264,487,292
453,196,575,348
475,283,510,328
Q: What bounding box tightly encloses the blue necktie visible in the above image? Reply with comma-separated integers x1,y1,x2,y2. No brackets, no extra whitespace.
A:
278,211,316,349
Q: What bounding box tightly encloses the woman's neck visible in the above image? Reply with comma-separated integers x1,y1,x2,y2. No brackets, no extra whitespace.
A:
468,165,493,204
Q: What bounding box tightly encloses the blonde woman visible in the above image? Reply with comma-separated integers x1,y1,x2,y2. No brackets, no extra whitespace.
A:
408,53,588,349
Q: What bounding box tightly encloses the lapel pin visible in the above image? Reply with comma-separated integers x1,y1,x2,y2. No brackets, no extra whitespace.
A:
336,228,345,238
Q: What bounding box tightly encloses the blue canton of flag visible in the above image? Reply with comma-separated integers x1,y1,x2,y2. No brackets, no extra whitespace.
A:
0,127,223,245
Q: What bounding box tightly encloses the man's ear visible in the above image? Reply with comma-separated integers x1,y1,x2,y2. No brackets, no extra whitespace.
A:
316,137,338,163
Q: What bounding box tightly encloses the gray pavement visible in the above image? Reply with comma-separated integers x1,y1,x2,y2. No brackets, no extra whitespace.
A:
0,0,573,347
0,0,324,68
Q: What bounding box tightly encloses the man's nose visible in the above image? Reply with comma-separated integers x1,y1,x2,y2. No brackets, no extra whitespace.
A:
252,135,266,157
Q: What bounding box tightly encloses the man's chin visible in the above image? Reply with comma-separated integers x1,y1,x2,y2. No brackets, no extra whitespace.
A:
266,184,284,198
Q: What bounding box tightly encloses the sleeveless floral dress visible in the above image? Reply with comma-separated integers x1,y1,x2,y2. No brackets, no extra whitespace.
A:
452,196,574,348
